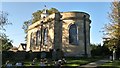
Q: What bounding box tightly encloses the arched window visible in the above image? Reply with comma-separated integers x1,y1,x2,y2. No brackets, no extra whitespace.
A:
36,30,40,46
43,28,48,45
30,32,33,48
69,24,78,45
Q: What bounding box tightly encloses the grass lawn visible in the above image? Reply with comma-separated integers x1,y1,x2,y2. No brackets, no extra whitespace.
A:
98,60,120,67
63,57,101,66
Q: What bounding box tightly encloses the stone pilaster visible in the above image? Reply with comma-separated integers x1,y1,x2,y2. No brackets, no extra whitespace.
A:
53,12,62,60
54,12,62,50
26,31,31,51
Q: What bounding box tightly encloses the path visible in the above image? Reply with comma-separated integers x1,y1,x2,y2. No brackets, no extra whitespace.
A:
79,59,110,68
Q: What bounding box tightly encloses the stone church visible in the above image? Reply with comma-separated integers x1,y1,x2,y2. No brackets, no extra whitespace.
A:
26,9,91,57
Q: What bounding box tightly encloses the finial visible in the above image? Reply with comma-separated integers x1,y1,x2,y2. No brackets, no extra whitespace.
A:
44,5,47,10
44,5,46,8
43,5,47,14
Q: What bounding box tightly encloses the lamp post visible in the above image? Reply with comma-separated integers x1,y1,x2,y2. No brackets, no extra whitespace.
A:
113,45,116,61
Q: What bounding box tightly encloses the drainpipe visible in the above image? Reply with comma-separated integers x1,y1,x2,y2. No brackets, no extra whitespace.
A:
83,15,87,57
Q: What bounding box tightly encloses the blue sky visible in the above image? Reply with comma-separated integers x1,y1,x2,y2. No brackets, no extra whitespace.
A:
2,2,111,47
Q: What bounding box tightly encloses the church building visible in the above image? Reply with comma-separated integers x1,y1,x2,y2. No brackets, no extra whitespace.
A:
26,8,91,57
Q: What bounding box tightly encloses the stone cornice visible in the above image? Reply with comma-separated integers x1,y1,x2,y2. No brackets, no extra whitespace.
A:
27,14,55,31
27,11,91,31
62,17,91,23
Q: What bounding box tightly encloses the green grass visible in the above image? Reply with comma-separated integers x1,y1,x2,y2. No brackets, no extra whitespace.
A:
64,60,88,66
63,57,101,66
99,60,120,67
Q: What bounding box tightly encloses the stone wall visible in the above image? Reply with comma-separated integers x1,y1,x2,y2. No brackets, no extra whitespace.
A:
61,12,91,57
2,51,51,64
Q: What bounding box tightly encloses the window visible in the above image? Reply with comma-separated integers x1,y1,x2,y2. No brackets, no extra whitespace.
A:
36,30,40,46
69,24,78,45
30,32,33,48
43,28,48,45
